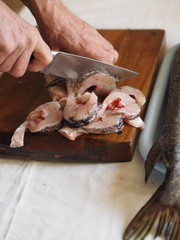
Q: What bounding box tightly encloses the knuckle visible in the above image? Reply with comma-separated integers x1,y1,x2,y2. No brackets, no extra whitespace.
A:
9,69,25,78
9,64,26,77
0,44,12,55
27,36,34,46
17,39,25,50
0,63,11,73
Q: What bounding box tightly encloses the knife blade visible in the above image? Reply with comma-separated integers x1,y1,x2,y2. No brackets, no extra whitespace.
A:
41,50,138,80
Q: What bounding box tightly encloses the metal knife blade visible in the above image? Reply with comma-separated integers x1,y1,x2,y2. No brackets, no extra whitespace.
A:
41,50,138,80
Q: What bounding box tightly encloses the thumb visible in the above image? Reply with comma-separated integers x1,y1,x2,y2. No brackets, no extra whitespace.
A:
28,38,53,72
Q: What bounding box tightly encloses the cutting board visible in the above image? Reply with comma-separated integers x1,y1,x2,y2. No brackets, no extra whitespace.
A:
0,29,165,162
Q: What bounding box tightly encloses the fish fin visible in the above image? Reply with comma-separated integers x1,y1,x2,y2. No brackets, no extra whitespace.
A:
123,186,180,240
145,140,163,183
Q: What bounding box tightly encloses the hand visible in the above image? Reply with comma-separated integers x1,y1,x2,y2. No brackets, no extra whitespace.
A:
29,1,119,64
0,1,52,77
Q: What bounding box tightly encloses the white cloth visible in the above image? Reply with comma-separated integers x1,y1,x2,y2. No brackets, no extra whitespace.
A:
0,0,178,239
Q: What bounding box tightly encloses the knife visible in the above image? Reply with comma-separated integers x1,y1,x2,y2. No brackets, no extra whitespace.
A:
41,50,138,81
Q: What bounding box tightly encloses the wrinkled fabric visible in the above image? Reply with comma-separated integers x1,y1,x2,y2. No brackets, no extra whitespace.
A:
0,154,163,240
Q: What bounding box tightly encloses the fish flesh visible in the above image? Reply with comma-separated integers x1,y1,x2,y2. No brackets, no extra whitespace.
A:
97,91,141,119
123,47,180,240
65,71,117,96
124,116,145,129
112,86,146,107
10,101,62,148
10,71,146,146
58,126,85,141
63,92,98,127
48,84,67,102
58,111,124,140
82,110,124,134
77,71,116,96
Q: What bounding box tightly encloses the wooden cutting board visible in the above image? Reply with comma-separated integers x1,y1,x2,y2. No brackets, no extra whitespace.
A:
0,29,165,162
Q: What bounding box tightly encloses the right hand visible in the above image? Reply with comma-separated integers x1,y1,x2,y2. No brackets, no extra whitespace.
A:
0,1,52,77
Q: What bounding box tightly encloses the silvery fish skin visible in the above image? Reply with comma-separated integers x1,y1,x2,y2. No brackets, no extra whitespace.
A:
123,47,180,240
65,70,116,96
82,110,124,134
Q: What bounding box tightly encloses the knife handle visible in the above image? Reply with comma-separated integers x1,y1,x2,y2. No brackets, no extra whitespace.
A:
30,50,58,63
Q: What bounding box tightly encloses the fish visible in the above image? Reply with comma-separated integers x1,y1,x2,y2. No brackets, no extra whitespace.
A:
10,101,62,148
123,47,180,240
58,111,124,140
77,71,117,96
48,84,67,102
65,71,117,97
63,92,98,127
82,110,124,134
97,91,141,120
124,116,145,129
10,71,146,145
58,126,85,141
112,86,146,107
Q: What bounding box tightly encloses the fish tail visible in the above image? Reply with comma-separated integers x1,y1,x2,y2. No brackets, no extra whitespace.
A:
123,187,180,240
145,139,165,183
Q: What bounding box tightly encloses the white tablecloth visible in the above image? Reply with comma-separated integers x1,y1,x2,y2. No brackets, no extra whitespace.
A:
1,0,179,239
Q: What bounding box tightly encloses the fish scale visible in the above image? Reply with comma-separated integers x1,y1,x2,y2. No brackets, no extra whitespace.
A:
123,46,180,240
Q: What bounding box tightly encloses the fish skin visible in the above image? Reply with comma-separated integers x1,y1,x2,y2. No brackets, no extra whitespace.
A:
82,111,124,134
66,70,116,96
10,101,62,148
123,47,180,240
63,92,98,128
77,72,116,96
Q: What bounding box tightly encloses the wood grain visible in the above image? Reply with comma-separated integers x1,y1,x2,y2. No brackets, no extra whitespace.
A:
0,29,165,162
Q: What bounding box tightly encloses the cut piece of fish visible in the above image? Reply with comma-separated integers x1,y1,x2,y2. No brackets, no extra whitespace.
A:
28,102,62,132
124,116,145,129
10,101,62,148
44,74,58,84
82,110,124,134
97,91,141,119
58,126,85,141
63,92,98,127
65,71,116,97
77,72,116,96
112,86,146,107
48,84,67,102
9,122,27,148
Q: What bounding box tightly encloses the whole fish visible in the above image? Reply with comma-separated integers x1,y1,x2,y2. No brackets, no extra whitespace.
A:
123,46,180,240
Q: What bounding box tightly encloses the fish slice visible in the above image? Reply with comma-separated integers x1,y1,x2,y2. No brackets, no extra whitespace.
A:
41,51,138,81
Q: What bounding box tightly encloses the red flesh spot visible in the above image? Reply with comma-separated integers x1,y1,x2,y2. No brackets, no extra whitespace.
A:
33,110,45,123
34,118,41,124
106,98,124,110
40,110,45,120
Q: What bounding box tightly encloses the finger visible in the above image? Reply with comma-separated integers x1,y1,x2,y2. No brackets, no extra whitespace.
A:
109,49,119,64
81,44,119,65
0,48,24,73
114,52,119,64
95,38,119,64
8,48,33,77
28,39,53,72
0,51,7,65
94,34,119,63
